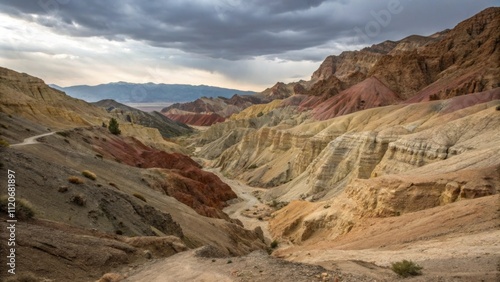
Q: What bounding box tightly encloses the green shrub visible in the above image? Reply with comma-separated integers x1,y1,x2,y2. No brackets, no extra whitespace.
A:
81,170,97,180
270,240,279,249
133,193,147,202
391,260,423,277
68,176,84,184
108,118,121,135
0,138,10,147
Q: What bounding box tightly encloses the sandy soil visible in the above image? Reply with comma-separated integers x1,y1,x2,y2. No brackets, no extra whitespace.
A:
208,168,272,241
124,248,381,282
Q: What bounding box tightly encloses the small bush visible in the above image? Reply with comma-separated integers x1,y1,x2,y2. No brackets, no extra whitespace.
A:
496,105,500,111
270,240,279,249
248,164,258,169
68,176,84,184
70,194,86,206
133,193,147,202
227,259,232,264
0,197,35,220
256,111,264,117
0,138,10,148
56,131,70,137
81,170,97,180
391,260,423,277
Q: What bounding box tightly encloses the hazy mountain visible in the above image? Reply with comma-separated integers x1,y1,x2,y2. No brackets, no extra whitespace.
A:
93,99,193,138
50,82,256,103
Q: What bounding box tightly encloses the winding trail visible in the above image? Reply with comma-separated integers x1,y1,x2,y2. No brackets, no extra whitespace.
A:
10,132,56,147
206,168,272,241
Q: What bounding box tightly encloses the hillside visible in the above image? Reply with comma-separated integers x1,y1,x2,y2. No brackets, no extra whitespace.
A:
181,8,500,281
93,99,193,138
0,67,268,281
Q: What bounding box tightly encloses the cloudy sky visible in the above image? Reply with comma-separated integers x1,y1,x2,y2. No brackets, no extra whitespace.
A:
0,0,496,91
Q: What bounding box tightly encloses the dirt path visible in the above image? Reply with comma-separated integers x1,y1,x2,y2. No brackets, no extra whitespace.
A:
10,132,55,147
206,168,272,241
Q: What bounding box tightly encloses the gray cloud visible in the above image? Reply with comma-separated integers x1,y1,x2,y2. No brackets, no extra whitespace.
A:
1,0,495,61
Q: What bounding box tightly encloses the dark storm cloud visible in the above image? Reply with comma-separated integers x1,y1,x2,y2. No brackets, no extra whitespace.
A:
0,0,497,61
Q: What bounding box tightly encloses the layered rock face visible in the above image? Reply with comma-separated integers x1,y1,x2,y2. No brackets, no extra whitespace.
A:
308,7,500,102
0,67,107,127
68,127,237,219
197,89,500,242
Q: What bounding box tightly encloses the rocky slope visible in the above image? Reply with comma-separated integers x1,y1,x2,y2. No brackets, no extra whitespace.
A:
308,7,500,102
0,67,107,128
0,68,268,281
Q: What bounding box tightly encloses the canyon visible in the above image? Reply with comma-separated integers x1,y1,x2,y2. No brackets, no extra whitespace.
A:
0,7,499,282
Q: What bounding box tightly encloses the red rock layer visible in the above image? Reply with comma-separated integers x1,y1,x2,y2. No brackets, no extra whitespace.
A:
311,77,401,120
90,132,236,218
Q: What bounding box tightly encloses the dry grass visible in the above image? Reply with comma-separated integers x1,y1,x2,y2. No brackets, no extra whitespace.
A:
391,260,423,277
133,193,147,202
0,197,35,220
68,176,84,184
81,170,97,180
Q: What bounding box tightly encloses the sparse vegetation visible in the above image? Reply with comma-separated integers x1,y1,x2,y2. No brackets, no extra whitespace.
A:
248,164,258,169
108,118,121,135
256,111,264,117
391,260,423,277
0,138,10,148
496,105,500,111
17,199,35,219
0,197,35,220
227,259,232,264
81,170,97,180
270,240,279,249
56,131,70,137
269,199,288,210
70,194,87,206
68,176,84,184
133,193,147,202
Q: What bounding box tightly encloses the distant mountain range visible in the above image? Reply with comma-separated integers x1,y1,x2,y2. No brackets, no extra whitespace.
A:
49,82,256,103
